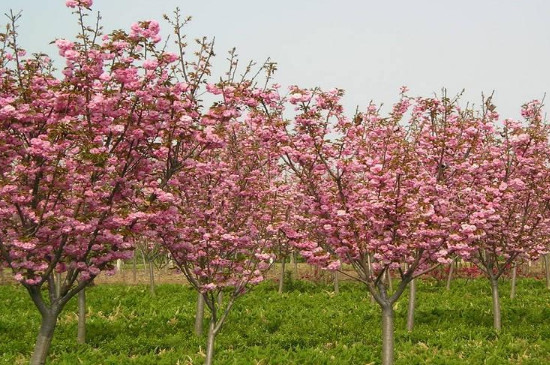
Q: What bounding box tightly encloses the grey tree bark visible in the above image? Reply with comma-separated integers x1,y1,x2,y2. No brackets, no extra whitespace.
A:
381,304,394,365
77,289,86,344
544,254,550,290
27,278,87,365
291,251,298,277
333,271,340,294
406,278,416,331
132,254,137,283
194,293,205,336
386,270,393,293
30,309,59,365
369,271,413,365
510,265,517,300
205,317,216,365
278,259,286,294
445,259,455,290
148,260,155,296
202,291,237,365
490,277,501,331
55,273,61,298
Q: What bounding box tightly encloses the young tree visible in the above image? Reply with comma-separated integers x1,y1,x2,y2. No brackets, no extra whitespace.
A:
145,70,286,363
402,92,499,330
134,237,170,296
0,1,184,362
452,100,550,331
281,87,461,364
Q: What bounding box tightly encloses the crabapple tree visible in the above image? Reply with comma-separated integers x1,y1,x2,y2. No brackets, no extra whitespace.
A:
0,2,190,363
450,99,550,331
280,88,491,365
146,75,286,364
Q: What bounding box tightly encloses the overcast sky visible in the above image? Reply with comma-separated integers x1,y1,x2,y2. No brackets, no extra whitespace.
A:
3,0,549,119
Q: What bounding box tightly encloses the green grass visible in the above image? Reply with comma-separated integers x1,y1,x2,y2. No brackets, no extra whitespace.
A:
1,278,550,364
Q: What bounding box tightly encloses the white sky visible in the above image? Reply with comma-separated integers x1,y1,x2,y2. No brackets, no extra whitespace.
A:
3,0,549,119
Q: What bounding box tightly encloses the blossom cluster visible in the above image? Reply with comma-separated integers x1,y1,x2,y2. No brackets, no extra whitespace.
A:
1,1,549,302
281,88,550,288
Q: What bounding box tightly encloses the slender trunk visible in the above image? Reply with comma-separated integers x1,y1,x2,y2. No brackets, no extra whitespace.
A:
55,273,61,298
205,316,216,365
446,259,455,290
406,278,416,332
370,275,412,364
77,289,86,344
0,268,4,284
381,304,394,365
313,265,320,283
386,270,393,293
163,255,169,274
490,277,501,331
148,261,155,296
510,265,517,300
368,255,375,304
30,310,58,365
132,254,137,283
544,254,550,290
141,250,147,268
194,293,205,336
291,251,298,277
278,259,286,294
333,271,340,294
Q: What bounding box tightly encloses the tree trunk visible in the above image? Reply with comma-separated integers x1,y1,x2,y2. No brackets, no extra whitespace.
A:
446,259,455,290
278,259,286,294
386,270,393,293
406,278,416,332
381,304,394,365
55,273,61,298
490,277,501,331
333,271,340,294
77,288,86,344
544,254,550,290
148,260,155,296
510,265,517,300
30,310,58,365
368,256,375,304
132,254,137,283
291,251,298,277
205,317,216,365
194,293,205,336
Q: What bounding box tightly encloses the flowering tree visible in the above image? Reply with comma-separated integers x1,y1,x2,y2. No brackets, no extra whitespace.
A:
399,92,504,331
147,78,286,364
451,99,550,331
0,1,187,363
280,87,500,364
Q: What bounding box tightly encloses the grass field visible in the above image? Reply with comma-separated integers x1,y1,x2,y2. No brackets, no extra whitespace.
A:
1,277,550,364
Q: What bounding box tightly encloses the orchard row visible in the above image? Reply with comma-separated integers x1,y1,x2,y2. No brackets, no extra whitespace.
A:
0,1,548,364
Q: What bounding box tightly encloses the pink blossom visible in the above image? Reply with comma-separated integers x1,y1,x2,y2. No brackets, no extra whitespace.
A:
369,164,383,174
142,59,158,70
326,260,341,271
65,0,92,8
202,283,217,292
